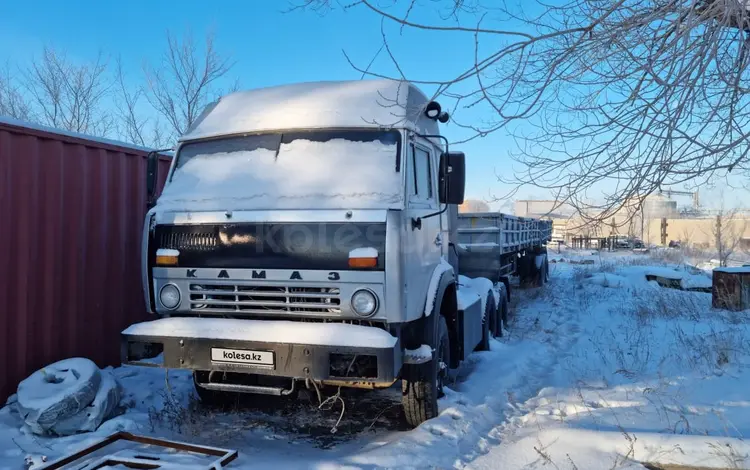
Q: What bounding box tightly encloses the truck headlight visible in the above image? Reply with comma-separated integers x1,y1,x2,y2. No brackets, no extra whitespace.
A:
159,284,181,310
351,289,378,317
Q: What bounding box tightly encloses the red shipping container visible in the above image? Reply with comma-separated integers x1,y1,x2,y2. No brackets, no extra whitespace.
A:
0,118,171,403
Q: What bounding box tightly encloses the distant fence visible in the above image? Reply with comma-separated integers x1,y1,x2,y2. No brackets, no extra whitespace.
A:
0,118,171,403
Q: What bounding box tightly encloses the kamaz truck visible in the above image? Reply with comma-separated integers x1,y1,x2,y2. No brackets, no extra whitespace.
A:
121,80,552,427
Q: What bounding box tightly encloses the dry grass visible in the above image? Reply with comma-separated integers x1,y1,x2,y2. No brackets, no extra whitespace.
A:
501,253,750,469
627,289,706,322
148,388,211,438
145,378,253,445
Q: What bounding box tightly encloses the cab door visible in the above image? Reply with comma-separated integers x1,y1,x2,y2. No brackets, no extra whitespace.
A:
404,137,442,321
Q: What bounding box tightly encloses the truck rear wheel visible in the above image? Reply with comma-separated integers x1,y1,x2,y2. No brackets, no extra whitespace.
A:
499,294,509,333
402,316,449,427
476,293,495,351
493,292,508,337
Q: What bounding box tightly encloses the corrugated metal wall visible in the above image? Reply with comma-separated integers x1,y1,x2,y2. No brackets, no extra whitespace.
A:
0,119,171,402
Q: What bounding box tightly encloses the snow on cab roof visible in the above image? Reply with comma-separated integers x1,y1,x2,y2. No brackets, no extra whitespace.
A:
179,79,440,142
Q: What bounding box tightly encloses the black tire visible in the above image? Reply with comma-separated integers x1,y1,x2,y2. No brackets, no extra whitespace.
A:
518,254,532,287
50,369,121,436
16,358,102,435
493,290,508,337
476,293,494,350
535,256,545,287
500,294,509,330
402,316,449,427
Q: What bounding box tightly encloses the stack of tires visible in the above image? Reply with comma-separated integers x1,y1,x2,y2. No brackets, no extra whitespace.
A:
15,358,121,436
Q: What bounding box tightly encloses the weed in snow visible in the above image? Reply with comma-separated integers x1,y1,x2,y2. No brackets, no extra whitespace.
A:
499,253,750,468
707,441,747,469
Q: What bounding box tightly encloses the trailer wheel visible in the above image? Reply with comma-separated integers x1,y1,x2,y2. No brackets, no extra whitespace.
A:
476,294,495,350
402,316,449,427
501,294,509,327
535,256,545,287
494,293,509,337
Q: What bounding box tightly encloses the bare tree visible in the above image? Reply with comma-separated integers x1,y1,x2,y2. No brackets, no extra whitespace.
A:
115,59,169,148
0,63,32,120
24,47,112,136
712,208,747,266
298,0,750,223
681,226,696,247
143,30,235,141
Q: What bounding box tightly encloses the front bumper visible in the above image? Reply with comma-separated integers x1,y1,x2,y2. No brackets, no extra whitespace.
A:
121,317,402,384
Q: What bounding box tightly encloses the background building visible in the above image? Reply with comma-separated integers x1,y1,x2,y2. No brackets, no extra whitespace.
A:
513,191,750,251
459,199,491,213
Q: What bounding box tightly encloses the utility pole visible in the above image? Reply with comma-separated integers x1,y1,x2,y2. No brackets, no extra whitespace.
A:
640,205,645,242
660,218,668,246
715,215,723,265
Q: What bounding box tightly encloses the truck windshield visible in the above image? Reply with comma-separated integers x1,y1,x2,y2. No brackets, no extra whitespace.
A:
159,130,403,211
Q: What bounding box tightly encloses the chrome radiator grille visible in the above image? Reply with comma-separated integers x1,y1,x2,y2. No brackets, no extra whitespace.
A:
189,283,341,314
160,231,217,252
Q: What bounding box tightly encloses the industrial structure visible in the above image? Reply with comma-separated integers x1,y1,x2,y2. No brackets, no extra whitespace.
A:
514,190,750,251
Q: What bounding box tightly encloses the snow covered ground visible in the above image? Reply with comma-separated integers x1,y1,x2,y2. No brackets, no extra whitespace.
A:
2,250,750,469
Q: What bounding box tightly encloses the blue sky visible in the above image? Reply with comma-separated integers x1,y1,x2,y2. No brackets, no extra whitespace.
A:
0,1,744,209
0,0,527,208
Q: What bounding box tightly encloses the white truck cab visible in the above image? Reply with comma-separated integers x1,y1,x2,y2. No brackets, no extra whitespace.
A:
122,80,551,427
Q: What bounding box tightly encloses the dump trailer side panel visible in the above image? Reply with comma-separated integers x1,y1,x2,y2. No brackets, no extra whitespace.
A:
454,212,552,282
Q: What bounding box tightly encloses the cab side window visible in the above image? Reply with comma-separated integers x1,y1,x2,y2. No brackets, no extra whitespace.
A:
410,144,433,201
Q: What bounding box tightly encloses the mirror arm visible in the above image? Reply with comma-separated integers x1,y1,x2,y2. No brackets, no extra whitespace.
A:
411,133,450,229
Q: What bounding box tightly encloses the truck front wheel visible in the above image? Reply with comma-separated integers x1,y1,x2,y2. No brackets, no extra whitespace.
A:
402,316,449,427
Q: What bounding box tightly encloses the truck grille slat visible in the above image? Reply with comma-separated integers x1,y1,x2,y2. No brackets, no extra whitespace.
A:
191,299,339,309
189,283,341,314
186,289,336,299
161,231,217,251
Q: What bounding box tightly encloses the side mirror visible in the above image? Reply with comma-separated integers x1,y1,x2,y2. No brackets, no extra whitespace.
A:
146,151,159,209
439,151,466,205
